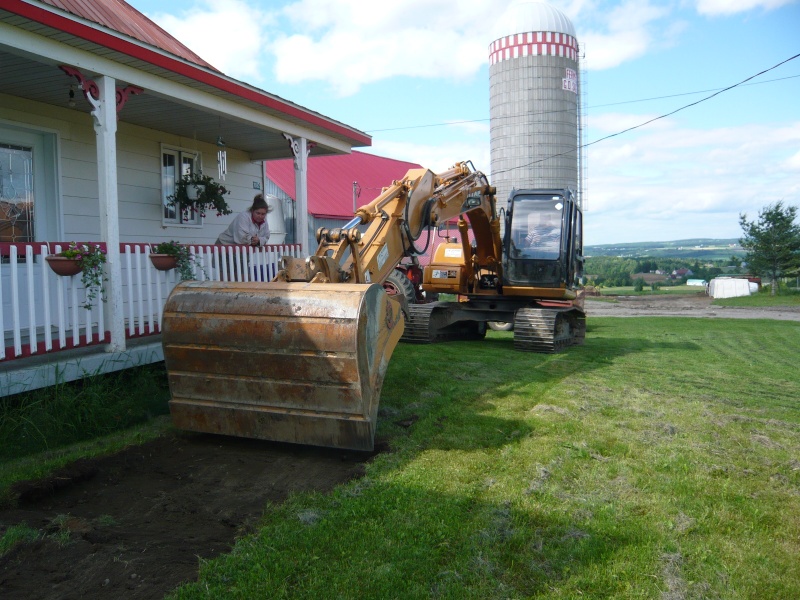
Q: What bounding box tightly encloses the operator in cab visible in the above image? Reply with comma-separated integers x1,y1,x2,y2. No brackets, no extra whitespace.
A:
215,194,272,247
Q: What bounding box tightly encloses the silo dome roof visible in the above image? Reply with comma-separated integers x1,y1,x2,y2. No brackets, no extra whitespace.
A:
495,1,576,38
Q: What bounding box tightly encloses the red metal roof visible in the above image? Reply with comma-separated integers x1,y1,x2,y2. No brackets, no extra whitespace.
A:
39,0,218,70
266,152,423,219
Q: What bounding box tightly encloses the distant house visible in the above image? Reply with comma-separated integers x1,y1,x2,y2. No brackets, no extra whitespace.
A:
672,268,694,279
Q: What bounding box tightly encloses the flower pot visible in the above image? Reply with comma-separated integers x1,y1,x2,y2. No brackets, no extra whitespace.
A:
186,184,205,201
149,253,178,271
45,255,82,277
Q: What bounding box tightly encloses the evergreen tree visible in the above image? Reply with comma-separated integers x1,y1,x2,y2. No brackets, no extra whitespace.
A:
739,202,800,295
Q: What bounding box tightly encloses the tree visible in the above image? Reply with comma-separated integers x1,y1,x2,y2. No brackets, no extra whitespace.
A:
739,202,800,295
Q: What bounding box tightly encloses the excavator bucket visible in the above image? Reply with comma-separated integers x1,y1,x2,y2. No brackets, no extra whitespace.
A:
162,281,404,451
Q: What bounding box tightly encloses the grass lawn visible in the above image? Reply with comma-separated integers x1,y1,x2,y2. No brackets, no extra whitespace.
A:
162,317,799,599
713,292,800,307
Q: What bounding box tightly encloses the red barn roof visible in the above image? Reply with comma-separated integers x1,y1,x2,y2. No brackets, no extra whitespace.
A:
266,152,422,219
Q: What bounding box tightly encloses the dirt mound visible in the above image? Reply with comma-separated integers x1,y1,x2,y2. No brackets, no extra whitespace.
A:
0,432,377,599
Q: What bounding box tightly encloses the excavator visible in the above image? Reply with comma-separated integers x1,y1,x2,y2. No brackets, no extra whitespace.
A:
162,162,584,451
401,187,585,352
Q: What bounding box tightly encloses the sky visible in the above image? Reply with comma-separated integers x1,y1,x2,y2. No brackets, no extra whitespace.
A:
125,0,800,245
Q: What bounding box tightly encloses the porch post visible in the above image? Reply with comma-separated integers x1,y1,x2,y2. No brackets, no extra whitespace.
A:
283,133,311,256
90,76,125,352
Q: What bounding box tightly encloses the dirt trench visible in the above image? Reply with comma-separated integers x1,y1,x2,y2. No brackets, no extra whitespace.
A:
0,432,376,600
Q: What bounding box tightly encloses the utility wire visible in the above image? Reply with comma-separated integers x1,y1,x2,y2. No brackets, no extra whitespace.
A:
363,72,800,134
492,53,800,176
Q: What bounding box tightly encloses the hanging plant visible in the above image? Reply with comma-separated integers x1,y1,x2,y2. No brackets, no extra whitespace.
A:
150,241,207,281
46,242,107,309
167,171,232,218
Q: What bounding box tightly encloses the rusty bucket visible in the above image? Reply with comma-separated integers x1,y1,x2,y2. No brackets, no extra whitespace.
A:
162,281,404,451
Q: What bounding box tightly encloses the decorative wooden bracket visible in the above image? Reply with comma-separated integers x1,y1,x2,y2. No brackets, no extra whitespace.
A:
59,65,143,113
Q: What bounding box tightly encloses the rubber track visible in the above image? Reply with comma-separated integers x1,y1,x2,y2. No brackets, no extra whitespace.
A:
513,308,586,353
401,303,436,344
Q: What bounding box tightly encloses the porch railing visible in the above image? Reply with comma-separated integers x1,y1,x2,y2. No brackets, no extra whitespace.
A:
0,242,301,362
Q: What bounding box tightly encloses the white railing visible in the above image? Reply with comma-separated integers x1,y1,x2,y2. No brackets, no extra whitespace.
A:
0,242,302,362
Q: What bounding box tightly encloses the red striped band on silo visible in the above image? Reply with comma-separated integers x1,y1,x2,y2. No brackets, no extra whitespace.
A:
488,31,578,64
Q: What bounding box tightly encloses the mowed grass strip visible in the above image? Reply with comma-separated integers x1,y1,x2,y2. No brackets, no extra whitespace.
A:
170,317,800,599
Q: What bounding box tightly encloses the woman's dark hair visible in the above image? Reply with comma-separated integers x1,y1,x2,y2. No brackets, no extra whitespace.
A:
249,194,273,213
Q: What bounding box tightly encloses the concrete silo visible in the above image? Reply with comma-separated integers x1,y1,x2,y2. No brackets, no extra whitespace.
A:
489,1,581,207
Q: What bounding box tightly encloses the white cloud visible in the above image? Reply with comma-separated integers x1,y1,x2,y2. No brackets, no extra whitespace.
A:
583,119,800,243
786,150,800,170
573,0,672,70
271,0,496,96
148,0,274,81
143,0,688,93
695,0,798,17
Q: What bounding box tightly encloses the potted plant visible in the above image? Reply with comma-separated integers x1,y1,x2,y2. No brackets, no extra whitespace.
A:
150,241,206,281
167,171,232,218
46,242,107,309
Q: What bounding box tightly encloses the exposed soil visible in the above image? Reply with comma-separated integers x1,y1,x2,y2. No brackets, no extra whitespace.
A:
585,293,800,321
0,431,377,600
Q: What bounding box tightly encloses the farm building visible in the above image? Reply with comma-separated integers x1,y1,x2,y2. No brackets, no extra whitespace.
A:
0,0,372,395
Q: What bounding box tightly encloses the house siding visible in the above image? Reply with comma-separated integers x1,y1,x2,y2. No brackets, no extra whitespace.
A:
1,92,267,247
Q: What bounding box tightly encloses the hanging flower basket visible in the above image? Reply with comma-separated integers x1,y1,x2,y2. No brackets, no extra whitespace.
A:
45,242,107,309
150,241,207,281
148,253,178,271
167,171,231,218
45,255,83,277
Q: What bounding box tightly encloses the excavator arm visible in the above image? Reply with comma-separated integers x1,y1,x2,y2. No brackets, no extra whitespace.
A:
274,162,499,291
162,162,497,451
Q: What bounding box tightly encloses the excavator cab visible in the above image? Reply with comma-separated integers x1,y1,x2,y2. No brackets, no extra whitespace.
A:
503,189,583,290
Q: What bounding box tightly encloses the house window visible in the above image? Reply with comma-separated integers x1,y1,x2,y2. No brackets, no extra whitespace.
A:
162,146,201,226
0,143,34,243
0,124,57,244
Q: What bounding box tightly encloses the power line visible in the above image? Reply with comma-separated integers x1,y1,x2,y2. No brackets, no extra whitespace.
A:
363,72,800,134
492,53,800,176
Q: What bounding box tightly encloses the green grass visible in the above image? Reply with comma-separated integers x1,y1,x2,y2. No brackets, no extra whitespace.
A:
164,318,800,599
713,292,800,307
597,285,703,296
0,522,40,557
0,364,171,461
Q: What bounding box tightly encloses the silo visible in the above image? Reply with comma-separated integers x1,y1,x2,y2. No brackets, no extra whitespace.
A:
489,1,580,207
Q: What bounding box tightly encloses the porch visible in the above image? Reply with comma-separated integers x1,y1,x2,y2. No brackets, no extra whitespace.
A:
1,241,300,396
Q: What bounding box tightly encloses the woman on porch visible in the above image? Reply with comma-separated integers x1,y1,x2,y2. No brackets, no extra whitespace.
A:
215,194,272,247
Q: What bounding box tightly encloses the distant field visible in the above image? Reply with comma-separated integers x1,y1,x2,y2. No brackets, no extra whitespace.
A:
586,238,744,260
595,285,705,296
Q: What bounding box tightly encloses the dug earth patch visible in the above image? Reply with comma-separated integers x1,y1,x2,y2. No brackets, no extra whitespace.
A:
0,432,375,599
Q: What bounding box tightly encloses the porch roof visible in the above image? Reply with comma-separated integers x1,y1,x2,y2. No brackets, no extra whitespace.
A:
0,0,371,159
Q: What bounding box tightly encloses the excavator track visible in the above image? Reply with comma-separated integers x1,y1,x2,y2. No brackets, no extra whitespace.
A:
513,307,586,353
400,303,487,344
400,303,437,343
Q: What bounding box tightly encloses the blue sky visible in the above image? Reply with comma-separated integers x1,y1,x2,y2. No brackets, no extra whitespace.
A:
126,0,800,245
